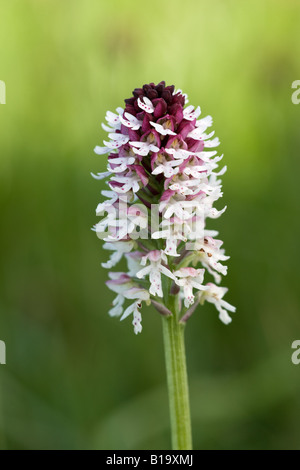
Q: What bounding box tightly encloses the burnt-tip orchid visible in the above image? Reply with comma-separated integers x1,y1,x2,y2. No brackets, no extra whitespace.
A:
92,81,235,333
92,81,236,451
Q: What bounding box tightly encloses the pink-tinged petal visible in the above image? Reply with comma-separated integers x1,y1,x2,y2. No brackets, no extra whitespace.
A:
147,250,161,262
128,128,140,141
174,267,199,278
168,102,184,123
126,287,150,301
120,123,130,135
130,165,149,186
150,152,159,170
106,273,131,286
160,189,175,202
141,114,152,133
177,119,196,139
163,174,175,190
185,190,206,201
185,138,205,152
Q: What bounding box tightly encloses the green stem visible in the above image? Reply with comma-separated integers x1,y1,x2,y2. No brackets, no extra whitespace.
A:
162,295,193,450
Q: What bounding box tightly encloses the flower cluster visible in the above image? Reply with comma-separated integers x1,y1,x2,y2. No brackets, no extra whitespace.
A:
93,81,235,333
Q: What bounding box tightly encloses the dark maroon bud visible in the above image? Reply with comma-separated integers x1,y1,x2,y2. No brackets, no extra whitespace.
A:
125,104,136,115
143,84,152,95
161,89,172,103
165,85,175,95
134,100,140,112
155,81,166,95
168,102,183,123
141,114,152,134
125,97,135,105
153,98,167,118
132,87,143,98
120,123,129,135
146,88,158,100
128,128,140,141
136,111,144,120
186,138,204,153
177,119,195,139
172,93,185,107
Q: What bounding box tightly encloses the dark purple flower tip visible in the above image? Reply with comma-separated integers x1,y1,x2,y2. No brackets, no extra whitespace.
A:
152,98,168,118
124,81,185,119
141,114,152,134
168,102,183,123
177,119,195,139
128,128,141,141
185,138,205,153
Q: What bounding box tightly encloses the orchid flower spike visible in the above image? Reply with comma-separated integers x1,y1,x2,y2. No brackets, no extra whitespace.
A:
93,81,235,334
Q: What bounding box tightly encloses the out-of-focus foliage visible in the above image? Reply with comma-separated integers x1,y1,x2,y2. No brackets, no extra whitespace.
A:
0,0,300,449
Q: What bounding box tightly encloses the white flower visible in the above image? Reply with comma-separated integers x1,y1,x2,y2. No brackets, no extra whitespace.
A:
101,241,135,269
130,140,160,156
183,105,201,121
199,283,236,324
103,133,130,149
151,153,182,178
137,96,154,113
191,236,229,283
109,294,125,317
119,112,143,130
136,250,176,297
165,148,195,160
150,121,176,136
110,173,141,193
174,267,207,308
106,272,150,333
105,108,123,129
121,301,143,334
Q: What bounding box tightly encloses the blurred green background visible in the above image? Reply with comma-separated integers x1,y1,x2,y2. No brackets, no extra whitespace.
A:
0,0,300,450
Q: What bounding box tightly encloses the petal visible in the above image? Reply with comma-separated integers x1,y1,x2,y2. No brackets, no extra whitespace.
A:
137,96,154,113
